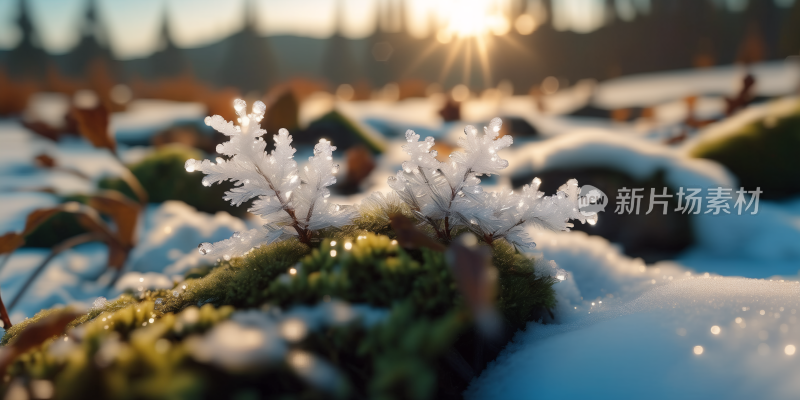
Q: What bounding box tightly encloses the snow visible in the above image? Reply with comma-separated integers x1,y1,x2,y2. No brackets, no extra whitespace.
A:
467,225,800,399
593,60,800,109
126,201,249,276
23,93,71,129
681,96,800,154
497,130,800,265
0,243,110,324
110,100,206,143
0,201,250,322
4,59,800,398
468,276,800,399
0,192,59,233
503,128,736,189
186,301,387,381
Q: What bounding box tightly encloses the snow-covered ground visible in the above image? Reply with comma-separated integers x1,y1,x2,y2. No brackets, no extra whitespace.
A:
467,228,800,400
2,60,800,398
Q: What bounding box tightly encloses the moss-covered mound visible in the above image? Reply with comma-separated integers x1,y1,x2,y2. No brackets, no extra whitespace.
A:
512,168,693,263
299,111,386,154
99,145,247,216
1,227,556,399
690,101,800,199
22,195,91,248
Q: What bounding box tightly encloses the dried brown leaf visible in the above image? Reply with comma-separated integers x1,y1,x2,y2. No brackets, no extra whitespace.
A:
33,154,56,168
0,309,81,374
446,237,500,337
89,191,140,248
71,104,115,153
438,99,461,122
71,208,129,270
22,207,64,235
343,145,376,189
0,233,24,255
389,214,446,252
446,240,495,312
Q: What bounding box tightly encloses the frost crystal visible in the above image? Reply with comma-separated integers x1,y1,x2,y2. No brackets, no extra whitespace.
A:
388,117,596,249
187,99,355,258
188,104,592,256
92,296,107,310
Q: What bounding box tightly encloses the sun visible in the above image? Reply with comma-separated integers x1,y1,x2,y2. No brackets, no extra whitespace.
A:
402,0,525,89
435,0,509,39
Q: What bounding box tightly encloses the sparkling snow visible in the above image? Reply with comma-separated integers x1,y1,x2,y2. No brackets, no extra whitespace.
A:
2,60,800,399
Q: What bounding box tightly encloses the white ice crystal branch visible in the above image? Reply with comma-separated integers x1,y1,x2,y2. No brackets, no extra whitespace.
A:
187,101,595,257
389,117,597,249
185,99,355,259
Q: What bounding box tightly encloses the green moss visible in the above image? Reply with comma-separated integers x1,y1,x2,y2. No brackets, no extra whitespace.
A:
302,111,386,154
22,195,91,248
263,235,460,318
2,223,556,399
492,240,557,328
98,144,247,216
691,101,800,199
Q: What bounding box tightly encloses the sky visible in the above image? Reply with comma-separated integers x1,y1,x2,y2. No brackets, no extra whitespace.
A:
0,0,794,60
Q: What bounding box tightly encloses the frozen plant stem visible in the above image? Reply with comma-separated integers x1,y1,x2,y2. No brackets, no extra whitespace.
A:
253,163,310,244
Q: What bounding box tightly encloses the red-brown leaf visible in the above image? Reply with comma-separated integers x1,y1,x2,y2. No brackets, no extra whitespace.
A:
344,145,376,188
446,238,500,337
389,214,446,252
89,191,140,248
0,233,24,255
446,240,495,313
71,104,115,153
22,207,64,235
72,210,129,270
0,309,81,374
33,153,56,168
438,99,461,122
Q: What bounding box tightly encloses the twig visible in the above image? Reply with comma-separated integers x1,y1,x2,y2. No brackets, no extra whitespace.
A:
255,165,310,244
0,253,11,276
0,287,12,329
111,152,149,205
7,233,103,312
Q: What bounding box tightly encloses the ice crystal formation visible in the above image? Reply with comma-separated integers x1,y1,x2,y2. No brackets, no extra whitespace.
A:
390,118,597,249
185,99,355,259
188,101,596,258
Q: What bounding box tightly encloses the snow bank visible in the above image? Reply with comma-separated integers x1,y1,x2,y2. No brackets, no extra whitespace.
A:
0,243,111,324
126,201,249,276
470,222,800,399
468,275,800,400
503,128,735,190
0,192,58,233
594,60,800,109
681,96,800,154
0,201,250,325
110,100,206,143
501,131,800,263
